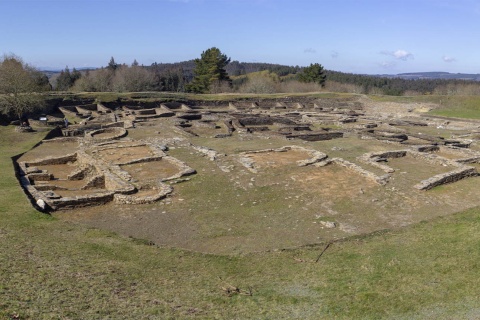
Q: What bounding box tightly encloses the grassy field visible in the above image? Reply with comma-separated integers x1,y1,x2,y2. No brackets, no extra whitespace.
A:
2,95,480,318
369,94,480,119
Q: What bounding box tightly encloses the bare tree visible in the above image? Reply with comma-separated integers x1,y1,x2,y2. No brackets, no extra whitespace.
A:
0,55,48,121
112,65,153,92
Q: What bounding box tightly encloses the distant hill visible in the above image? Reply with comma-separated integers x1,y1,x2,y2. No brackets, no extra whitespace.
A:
390,72,480,81
41,67,96,79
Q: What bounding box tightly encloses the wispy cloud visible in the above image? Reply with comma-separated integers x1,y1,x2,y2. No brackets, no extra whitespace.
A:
304,48,316,54
379,61,396,69
381,49,414,61
442,55,456,62
331,51,339,58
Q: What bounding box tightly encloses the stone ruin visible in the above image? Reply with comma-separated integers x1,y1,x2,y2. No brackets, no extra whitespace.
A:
18,138,196,211
357,146,480,190
17,96,480,212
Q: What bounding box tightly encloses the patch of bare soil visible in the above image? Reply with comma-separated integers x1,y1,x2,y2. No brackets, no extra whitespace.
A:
36,163,78,180
290,164,377,200
18,141,79,163
121,159,180,183
248,150,310,168
55,189,105,197
387,155,455,184
96,145,153,164
91,131,119,139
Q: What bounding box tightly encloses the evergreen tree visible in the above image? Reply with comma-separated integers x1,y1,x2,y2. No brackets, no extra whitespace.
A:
298,63,326,87
107,57,118,71
186,47,231,93
56,66,82,91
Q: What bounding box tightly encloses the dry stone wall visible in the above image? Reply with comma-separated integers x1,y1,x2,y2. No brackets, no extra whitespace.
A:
358,147,479,190
18,132,196,210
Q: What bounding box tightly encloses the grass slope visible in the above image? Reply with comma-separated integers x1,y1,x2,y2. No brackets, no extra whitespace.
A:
370,94,480,119
1,125,480,318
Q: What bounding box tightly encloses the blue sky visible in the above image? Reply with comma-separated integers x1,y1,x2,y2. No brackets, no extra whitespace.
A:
1,0,479,74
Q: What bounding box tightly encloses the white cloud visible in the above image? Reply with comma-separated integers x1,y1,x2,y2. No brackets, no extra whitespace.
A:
443,55,456,62
381,49,414,61
304,48,316,54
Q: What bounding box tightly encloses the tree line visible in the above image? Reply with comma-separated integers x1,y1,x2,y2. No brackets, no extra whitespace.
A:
50,50,480,97
51,49,324,94
3,48,480,123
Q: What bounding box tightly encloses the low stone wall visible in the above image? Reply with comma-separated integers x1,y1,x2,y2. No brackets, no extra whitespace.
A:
67,165,92,180
411,145,440,153
160,156,197,181
239,116,297,126
408,150,461,167
116,156,163,166
231,119,248,134
77,150,136,195
358,148,478,190
97,103,111,113
191,145,223,161
102,121,125,129
50,192,115,210
114,184,173,205
286,131,343,141
135,108,156,115
81,174,105,190
414,167,477,190
96,163,136,194
358,150,408,173
59,106,79,118
177,113,202,121
456,156,480,164
42,137,82,143
320,158,390,185
362,130,408,142
25,153,77,166
28,172,53,182
75,104,98,111
238,146,328,172
161,102,192,111
85,127,127,141
18,134,196,210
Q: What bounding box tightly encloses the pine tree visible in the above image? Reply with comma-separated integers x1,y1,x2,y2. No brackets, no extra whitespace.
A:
298,63,326,87
186,47,231,93
107,57,118,71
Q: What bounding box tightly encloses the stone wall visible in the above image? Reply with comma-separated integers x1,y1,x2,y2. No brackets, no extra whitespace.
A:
114,184,173,205
325,158,390,185
286,131,343,141
238,146,328,172
238,116,297,126
85,127,128,141
414,167,477,190
25,153,77,166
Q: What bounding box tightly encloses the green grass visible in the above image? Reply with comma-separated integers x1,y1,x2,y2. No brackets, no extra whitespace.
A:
2,122,480,318
369,94,480,120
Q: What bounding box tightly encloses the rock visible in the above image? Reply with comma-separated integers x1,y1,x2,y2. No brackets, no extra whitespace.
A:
320,221,336,228
36,199,46,209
